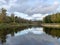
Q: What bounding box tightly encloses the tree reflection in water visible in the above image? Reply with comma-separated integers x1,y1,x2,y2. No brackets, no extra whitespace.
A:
0,26,30,44
43,27,60,38
1,26,60,45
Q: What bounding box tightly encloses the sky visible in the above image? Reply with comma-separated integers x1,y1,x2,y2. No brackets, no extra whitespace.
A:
0,0,60,20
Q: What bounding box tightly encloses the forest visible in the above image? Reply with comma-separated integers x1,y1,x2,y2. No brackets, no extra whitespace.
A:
0,8,42,30
0,8,32,24
43,13,60,23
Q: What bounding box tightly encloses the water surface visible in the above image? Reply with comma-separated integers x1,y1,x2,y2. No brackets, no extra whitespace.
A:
0,27,60,45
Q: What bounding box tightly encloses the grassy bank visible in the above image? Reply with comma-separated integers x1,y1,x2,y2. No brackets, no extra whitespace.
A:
41,23,60,28
0,23,39,30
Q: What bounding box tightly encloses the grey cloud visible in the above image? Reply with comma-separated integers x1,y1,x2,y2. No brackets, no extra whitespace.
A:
9,0,59,15
0,0,6,5
25,2,59,15
16,0,28,4
0,0,60,15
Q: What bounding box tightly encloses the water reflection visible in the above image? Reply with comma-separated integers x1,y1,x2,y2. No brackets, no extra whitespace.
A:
14,27,43,36
43,28,60,38
0,27,60,45
0,26,29,45
6,27,60,45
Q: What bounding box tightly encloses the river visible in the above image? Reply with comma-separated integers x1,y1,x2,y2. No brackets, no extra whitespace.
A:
0,27,60,45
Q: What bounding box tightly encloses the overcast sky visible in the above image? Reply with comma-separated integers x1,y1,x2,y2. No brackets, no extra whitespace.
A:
0,0,60,20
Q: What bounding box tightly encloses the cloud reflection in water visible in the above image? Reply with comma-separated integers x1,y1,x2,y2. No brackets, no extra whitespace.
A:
6,27,60,45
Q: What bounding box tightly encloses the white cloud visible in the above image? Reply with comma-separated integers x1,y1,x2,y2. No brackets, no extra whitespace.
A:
14,12,48,20
31,14,48,20
14,12,33,20
14,12,28,18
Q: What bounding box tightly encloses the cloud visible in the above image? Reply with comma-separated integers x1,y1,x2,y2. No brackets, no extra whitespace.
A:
9,0,59,15
31,14,48,20
14,12,48,20
14,12,28,18
25,0,59,15
0,0,60,20
0,0,59,14
14,12,33,20
0,0,6,4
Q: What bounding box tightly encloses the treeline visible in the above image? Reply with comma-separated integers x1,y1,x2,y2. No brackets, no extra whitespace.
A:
43,13,60,23
0,8,33,24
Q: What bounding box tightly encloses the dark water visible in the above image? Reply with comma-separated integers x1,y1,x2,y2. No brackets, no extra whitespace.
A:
0,27,60,45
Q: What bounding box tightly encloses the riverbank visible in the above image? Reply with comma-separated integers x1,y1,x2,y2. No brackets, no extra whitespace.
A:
41,23,60,28
0,23,27,30
0,23,39,30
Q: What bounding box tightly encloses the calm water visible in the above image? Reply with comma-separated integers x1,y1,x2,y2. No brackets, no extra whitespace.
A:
0,27,60,45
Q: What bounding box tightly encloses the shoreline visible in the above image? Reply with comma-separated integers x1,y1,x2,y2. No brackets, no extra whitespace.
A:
41,23,60,28
0,23,40,30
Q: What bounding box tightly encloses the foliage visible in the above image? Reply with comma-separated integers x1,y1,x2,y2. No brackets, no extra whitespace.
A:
0,8,32,24
43,13,60,23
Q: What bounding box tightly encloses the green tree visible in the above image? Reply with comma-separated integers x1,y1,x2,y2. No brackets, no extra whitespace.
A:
43,13,60,23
